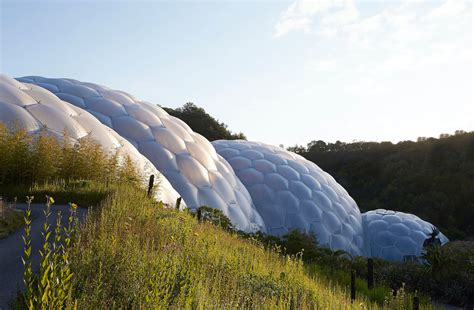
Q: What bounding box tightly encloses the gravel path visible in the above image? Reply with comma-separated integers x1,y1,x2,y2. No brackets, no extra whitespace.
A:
0,203,87,309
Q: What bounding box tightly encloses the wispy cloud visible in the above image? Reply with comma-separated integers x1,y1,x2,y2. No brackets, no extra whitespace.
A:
273,0,357,37
274,0,472,91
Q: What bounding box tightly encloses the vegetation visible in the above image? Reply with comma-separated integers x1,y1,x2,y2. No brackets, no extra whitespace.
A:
0,123,141,189
0,122,143,237
0,198,24,238
195,205,234,231
2,120,471,308
251,229,473,307
163,102,246,141
288,131,474,240
16,184,435,309
21,196,77,308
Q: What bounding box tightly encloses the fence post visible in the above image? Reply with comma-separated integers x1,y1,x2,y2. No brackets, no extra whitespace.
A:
413,295,419,310
367,258,374,290
350,269,356,302
147,174,155,197
197,208,202,222
175,197,182,210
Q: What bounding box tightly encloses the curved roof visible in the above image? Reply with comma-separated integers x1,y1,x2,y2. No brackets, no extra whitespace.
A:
18,76,265,232
213,140,365,256
0,75,179,205
362,209,449,261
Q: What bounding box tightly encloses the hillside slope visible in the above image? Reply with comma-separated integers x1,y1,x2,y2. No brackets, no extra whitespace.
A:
69,185,371,308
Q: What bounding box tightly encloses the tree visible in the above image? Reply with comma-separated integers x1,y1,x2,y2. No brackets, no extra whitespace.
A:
162,103,246,141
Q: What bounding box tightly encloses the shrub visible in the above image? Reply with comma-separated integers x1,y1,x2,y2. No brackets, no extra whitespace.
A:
195,205,234,231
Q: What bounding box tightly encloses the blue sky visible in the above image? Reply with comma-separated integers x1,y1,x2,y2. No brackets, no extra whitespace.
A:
1,0,472,147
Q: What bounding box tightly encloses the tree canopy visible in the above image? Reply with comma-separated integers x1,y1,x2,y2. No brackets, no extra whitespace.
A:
163,103,246,141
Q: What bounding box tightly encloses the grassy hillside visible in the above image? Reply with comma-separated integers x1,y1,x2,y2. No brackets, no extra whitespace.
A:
289,132,474,240
14,184,434,309
71,186,371,308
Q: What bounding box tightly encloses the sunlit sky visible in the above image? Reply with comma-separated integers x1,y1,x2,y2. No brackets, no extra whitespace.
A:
1,0,472,147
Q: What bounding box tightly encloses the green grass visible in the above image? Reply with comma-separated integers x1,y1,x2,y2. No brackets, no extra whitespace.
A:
14,184,431,309
0,180,112,208
0,199,24,238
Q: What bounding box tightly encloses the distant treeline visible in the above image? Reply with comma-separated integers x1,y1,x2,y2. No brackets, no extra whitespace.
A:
163,103,246,141
288,131,474,240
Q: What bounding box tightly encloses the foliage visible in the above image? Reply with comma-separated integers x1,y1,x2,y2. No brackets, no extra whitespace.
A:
163,102,246,141
0,197,24,238
15,184,437,309
195,205,234,231
69,186,369,308
1,180,111,208
377,241,474,307
250,229,474,307
0,123,142,189
288,131,474,240
21,196,78,308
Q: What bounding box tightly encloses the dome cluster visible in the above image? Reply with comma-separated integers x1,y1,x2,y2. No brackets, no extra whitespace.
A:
0,74,448,261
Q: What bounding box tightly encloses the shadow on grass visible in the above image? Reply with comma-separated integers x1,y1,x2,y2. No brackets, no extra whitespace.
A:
0,180,112,208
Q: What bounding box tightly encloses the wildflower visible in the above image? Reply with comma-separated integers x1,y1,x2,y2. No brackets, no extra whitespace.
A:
70,203,78,210
47,196,55,205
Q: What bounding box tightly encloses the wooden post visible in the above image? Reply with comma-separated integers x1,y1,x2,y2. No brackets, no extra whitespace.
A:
147,174,155,197
367,258,374,290
350,269,356,302
197,208,202,222
175,197,182,210
413,296,419,310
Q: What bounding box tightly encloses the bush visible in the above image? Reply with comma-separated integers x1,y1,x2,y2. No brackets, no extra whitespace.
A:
195,205,234,231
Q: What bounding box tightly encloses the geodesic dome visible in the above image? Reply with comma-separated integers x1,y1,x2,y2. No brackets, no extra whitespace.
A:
0,74,179,205
18,76,265,232
212,140,365,256
362,209,449,261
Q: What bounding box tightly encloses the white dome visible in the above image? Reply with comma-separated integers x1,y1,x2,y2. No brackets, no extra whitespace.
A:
18,76,265,232
212,140,365,256
0,74,179,205
362,209,449,261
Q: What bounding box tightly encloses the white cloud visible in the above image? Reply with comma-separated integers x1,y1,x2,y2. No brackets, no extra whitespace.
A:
425,0,469,20
273,0,357,37
274,16,312,37
279,0,472,79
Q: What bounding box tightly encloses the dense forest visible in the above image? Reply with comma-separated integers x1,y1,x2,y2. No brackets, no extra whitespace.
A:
163,103,246,141
288,132,474,240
